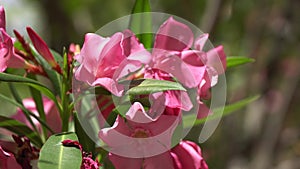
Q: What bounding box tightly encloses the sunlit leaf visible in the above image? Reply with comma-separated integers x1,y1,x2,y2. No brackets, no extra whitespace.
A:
126,79,186,95
38,133,82,169
227,56,255,68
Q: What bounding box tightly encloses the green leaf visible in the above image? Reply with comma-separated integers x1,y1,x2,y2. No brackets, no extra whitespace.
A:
129,0,152,49
0,93,55,136
74,112,95,153
183,95,260,128
226,56,255,68
38,132,82,169
8,83,39,134
0,73,61,112
31,46,62,97
0,115,43,147
51,49,63,67
126,79,186,95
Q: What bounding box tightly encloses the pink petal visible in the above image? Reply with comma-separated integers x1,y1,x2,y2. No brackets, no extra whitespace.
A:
99,116,132,147
148,92,166,118
181,50,207,67
197,101,212,119
194,33,209,51
154,53,199,88
99,104,179,158
109,153,143,169
92,77,124,96
206,45,226,74
0,6,6,30
165,90,193,111
78,33,109,72
171,152,182,169
0,29,13,72
123,30,151,64
125,102,154,123
75,63,96,85
0,146,22,169
112,59,143,81
143,152,175,169
171,141,205,169
154,17,194,52
98,32,125,70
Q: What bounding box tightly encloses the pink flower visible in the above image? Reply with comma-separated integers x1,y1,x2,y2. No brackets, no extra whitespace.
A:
75,30,151,96
171,141,209,169
152,17,226,88
149,17,226,118
0,28,14,72
99,102,179,169
0,146,22,169
11,97,61,135
0,6,25,72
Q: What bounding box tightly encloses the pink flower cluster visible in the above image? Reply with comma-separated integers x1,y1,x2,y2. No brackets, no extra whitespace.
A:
75,17,226,169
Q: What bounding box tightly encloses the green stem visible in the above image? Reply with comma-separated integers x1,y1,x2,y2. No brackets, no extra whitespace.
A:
61,50,72,132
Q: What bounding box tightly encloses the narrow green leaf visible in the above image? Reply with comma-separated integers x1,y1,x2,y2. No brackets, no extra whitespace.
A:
183,95,260,128
0,115,43,147
27,74,48,140
8,83,39,134
226,56,255,68
0,94,55,136
30,44,62,96
0,73,61,112
74,112,95,153
38,133,82,169
129,0,152,49
126,79,186,95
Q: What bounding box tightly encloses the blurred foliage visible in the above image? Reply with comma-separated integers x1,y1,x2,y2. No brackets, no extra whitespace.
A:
2,0,300,168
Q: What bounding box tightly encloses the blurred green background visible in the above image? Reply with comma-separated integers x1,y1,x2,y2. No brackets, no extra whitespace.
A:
1,0,300,168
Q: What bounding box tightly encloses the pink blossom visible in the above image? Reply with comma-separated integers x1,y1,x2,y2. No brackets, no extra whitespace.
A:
0,28,14,72
149,17,226,118
75,30,151,96
171,141,209,169
152,17,226,88
99,102,179,168
0,6,25,72
11,97,61,135
0,146,22,169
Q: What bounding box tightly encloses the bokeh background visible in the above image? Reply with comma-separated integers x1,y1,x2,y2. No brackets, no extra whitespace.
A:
1,0,300,168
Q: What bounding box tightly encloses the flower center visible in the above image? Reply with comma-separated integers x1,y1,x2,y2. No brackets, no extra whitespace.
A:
131,128,151,138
